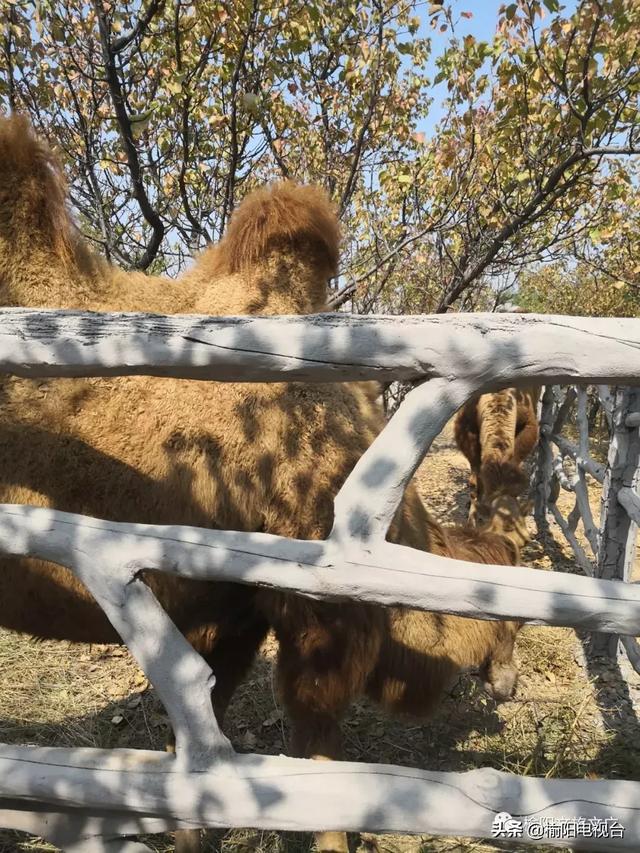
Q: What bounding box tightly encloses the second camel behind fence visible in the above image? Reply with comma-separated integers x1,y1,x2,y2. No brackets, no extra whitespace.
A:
454,386,540,540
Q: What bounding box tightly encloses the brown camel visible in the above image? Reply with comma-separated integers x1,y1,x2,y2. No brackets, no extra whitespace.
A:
0,116,522,853
454,386,540,539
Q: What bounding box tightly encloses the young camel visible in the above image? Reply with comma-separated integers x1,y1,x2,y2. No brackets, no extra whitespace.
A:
0,116,521,853
454,387,540,541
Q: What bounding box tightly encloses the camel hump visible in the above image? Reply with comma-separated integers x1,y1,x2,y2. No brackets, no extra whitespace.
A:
0,114,73,261
216,181,340,277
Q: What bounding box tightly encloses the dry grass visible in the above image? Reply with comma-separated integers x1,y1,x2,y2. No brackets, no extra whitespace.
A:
1,422,639,852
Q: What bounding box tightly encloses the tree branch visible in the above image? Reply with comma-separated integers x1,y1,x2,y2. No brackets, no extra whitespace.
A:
339,3,385,215
174,2,211,247
260,119,290,178
111,0,166,54
436,143,640,312
2,3,17,112
219,0,259,234
94,1,165,269
327,223,438,310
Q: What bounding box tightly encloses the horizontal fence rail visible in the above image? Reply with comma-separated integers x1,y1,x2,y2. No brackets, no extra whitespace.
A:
2,309,640,383
2,747,640,851
3,505,640,636
3,310,640,852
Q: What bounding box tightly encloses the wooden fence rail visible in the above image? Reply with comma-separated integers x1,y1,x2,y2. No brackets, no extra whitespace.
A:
2,310,640,852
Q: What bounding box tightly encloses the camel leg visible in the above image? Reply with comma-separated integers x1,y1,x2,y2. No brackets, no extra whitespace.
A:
164,737,202,853
467,469,480,525
289,710,350,853
169,612,269,853
206,613,270,727
278,638,359,853
269,598,380,853
172,827,203,853
514,418,539,465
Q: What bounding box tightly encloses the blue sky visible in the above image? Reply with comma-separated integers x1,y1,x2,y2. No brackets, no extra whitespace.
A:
417,0,578,136
417,0,505,136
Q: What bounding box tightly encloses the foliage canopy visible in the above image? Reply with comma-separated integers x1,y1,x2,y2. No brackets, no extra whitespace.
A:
1,0,638,314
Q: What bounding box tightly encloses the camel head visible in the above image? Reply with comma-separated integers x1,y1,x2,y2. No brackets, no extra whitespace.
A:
479,459,528,502
477,493,533,555
479,654,519,703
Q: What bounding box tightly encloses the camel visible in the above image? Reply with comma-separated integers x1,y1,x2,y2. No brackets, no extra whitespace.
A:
454,386,540,541
0,116,523,853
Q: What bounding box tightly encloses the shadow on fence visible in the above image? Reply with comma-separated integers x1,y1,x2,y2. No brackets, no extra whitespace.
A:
3,312,640,850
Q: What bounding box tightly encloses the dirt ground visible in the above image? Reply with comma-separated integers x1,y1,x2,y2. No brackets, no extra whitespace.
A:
1,422,639,853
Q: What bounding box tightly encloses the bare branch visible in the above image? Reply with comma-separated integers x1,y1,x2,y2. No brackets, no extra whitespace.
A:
174,2,211,246
339,3,385,215
219,0,259,233
94,1,165,270
2,3,17,111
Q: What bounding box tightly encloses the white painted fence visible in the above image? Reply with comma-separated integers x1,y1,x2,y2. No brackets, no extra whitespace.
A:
534,384,640,670
2,310,640,852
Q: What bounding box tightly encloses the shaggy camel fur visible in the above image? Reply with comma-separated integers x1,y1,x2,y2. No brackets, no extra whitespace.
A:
454,387,540,536
0,116,521,853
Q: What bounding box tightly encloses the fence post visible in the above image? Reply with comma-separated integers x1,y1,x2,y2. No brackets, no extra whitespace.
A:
534,385,556,533
591,387,640,657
